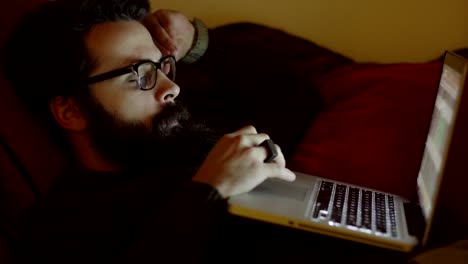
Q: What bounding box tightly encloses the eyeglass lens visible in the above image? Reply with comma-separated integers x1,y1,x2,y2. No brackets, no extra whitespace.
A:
137,57,175,90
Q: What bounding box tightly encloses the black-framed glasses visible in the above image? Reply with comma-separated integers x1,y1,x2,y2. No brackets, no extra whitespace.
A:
86,55,176,90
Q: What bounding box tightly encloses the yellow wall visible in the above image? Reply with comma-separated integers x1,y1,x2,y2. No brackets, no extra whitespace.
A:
149,0,468,63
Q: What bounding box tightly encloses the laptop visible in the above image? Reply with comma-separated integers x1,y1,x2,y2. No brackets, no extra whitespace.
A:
228,50,468,252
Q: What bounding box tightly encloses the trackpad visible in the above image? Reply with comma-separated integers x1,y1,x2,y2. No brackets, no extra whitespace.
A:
252,179,309,201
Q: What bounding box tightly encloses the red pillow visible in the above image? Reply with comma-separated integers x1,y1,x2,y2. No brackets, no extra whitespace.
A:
289,62,442,200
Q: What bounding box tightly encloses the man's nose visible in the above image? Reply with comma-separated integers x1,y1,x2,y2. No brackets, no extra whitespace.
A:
153,70,180,104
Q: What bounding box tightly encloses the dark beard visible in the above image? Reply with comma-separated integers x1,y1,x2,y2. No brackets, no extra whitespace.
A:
81,96,220,173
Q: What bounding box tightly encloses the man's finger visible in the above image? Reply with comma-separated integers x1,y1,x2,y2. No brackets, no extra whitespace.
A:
155,43,172,57
246,134,271,147
227,134,270,150
229,125,258,137
154,12,178,51
264,165,296,182
145,15,177,53
242,146,269,163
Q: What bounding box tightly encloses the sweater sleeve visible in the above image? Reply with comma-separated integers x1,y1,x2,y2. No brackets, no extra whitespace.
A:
179,18,209,64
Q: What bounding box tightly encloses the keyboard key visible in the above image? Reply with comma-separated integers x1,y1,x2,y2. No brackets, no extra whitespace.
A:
361,190,372,229
375,193,387,233
312,181,334,219
330,184,347,223
387,195,397,237
346,187,359,226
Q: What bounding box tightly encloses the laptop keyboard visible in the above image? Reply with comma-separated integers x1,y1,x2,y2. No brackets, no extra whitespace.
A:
312,181,398,237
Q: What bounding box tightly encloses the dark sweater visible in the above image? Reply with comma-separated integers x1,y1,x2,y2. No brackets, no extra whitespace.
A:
14,166,228,263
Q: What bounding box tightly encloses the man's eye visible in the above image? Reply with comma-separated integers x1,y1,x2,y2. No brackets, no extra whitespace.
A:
125,72,139,84
126,79,139,88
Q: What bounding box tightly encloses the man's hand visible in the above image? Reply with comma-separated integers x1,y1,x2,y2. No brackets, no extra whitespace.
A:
143,9,195,61
192,126,296,198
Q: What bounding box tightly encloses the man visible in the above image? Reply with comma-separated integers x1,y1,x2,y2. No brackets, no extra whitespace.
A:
3,0,295,263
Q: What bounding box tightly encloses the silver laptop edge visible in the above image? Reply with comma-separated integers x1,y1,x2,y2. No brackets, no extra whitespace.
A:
229,173,418,252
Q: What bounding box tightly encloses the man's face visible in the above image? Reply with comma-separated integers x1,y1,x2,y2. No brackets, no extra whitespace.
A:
84,20,179,127
78,20,216,170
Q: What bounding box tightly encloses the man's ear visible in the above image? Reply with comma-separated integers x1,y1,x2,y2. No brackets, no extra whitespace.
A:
50,96,87,131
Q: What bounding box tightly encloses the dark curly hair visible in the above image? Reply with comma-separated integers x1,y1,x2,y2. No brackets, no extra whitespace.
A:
2,0,150,148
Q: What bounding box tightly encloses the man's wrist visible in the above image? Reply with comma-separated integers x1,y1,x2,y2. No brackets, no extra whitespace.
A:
180,18,209,64
188,180,226,201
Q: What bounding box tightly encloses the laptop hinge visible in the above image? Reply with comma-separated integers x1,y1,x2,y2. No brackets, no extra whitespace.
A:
404,202,426,249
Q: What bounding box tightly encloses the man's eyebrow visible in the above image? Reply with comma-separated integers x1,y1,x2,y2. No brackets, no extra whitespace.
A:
89,52,163,75
122,57,143,66
123,52,163,65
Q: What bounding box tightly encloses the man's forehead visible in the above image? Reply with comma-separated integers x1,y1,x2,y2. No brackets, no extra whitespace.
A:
85,21,162,72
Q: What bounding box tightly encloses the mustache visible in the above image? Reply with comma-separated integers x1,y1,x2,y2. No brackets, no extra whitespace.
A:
150,103,190,136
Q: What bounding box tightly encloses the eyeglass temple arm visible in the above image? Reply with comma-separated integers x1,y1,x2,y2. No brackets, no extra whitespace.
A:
86,66,134,85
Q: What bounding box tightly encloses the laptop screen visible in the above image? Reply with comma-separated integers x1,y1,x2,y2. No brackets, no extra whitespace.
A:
416,51,468,222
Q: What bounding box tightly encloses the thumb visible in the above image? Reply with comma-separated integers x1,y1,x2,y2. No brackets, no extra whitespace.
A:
264,165,296,182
